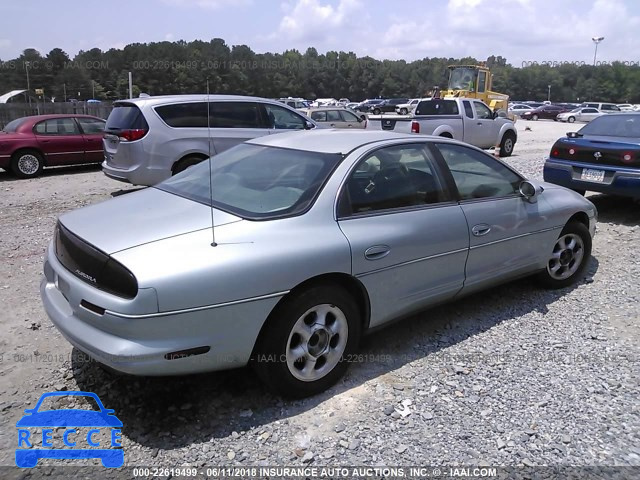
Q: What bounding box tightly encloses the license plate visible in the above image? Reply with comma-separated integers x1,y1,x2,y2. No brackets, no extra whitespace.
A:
581,168,605,182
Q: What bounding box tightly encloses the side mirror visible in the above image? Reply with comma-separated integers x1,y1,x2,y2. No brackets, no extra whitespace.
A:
519,180,544,203
304,121,315,130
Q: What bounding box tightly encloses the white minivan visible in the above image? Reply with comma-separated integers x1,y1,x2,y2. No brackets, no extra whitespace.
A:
102,95,317,186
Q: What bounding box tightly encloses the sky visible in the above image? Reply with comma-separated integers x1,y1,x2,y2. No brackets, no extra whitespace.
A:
2,0,640,66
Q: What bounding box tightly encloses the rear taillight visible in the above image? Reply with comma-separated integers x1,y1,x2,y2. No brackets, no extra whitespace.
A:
118,129,148,141
622,151,634,163
411,121,420,134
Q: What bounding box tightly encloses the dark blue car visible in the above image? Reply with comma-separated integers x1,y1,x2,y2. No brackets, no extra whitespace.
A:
544,113,640,198
16,391,123,468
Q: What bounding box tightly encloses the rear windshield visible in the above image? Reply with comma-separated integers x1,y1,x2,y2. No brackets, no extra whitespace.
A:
156,143,342,219
579,114,640,138
2,118,27,132
415,100,459,116
106,104,148,130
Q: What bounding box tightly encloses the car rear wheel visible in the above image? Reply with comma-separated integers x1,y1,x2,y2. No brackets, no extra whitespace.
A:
536,222,591,289
11,150,43,179
372,108,381,115
499,131,516,157
568,116,576,123
172,155,206,175
400,108,408,115
252,284,361,398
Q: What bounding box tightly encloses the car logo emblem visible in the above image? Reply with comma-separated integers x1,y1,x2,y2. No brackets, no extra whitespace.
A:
594,151,602,158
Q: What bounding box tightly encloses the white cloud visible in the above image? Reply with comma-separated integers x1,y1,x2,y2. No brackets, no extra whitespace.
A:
0,39,11,48
277,0,364,42
165,33,175,41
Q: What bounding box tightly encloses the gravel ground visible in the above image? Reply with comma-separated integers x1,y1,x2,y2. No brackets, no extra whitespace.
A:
0,120,638,474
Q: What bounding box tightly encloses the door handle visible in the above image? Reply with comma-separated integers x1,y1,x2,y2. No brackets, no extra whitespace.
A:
330,124,336,127
365,245,390,260
476,122,483,125
471,224,491,236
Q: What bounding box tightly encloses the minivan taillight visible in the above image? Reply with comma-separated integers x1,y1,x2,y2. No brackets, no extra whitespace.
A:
118,129,148,141
411,121,420,134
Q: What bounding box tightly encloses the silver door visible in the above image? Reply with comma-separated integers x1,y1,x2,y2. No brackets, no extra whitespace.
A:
467,101,500,149
337,143,469,328
209,102,270,153
433,142,557,294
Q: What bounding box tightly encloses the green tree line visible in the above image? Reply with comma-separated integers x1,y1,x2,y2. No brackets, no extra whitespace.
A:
1,41,640,103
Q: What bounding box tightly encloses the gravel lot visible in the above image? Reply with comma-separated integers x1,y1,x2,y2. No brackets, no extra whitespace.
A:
1,120,638,473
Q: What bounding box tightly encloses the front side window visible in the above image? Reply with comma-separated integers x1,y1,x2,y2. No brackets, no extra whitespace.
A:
263,103,306,129
474,102,493,120
341,144,449,215
435,143,521,200
77,117,106,134
34,118,80,135
156,144,341,219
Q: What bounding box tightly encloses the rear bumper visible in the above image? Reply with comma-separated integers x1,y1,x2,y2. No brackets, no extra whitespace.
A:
41,243,282,376
102,160,169,186
543,159,640,198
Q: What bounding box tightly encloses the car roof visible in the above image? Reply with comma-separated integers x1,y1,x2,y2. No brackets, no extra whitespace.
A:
246,129,422,154
13,114,102,122
114,94,289,106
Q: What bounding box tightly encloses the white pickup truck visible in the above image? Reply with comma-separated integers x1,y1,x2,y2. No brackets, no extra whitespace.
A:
366,98,518,157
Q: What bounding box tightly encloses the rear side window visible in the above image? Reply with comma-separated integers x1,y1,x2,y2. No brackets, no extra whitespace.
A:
2,118,27,132
34,118,80,135
415,100,459,116
462,101,474,119
107,104,148,130
209,102,260,128
155,102,208,128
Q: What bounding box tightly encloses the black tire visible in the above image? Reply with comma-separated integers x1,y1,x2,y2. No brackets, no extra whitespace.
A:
11,150,44,179
172,156,205,175
439,133,453,138
252,284,361,398
532,114,539,121
400,108,408,115
536,222,592,289
568,116,575,123
372,108,381,115
499,131,516,157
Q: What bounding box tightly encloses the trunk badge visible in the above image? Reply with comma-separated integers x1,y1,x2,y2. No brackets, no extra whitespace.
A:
594,151,602,158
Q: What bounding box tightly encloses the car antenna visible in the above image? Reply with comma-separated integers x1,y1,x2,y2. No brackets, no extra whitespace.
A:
207,77,217,247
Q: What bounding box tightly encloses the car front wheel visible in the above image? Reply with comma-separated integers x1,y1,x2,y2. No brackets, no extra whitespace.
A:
568,116,575,123
252,284,361,398
536,221,591,289
532,114,539,121
400,108,408,115
11,150,44,179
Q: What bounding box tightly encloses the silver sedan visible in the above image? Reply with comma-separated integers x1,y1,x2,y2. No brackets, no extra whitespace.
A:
41,130,597,397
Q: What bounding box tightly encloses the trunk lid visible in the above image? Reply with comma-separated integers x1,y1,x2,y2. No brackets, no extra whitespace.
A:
58,188,242,254
551,136,640,167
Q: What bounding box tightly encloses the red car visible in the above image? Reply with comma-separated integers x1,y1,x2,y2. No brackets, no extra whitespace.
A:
0,114,106,178
520,105,570,121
